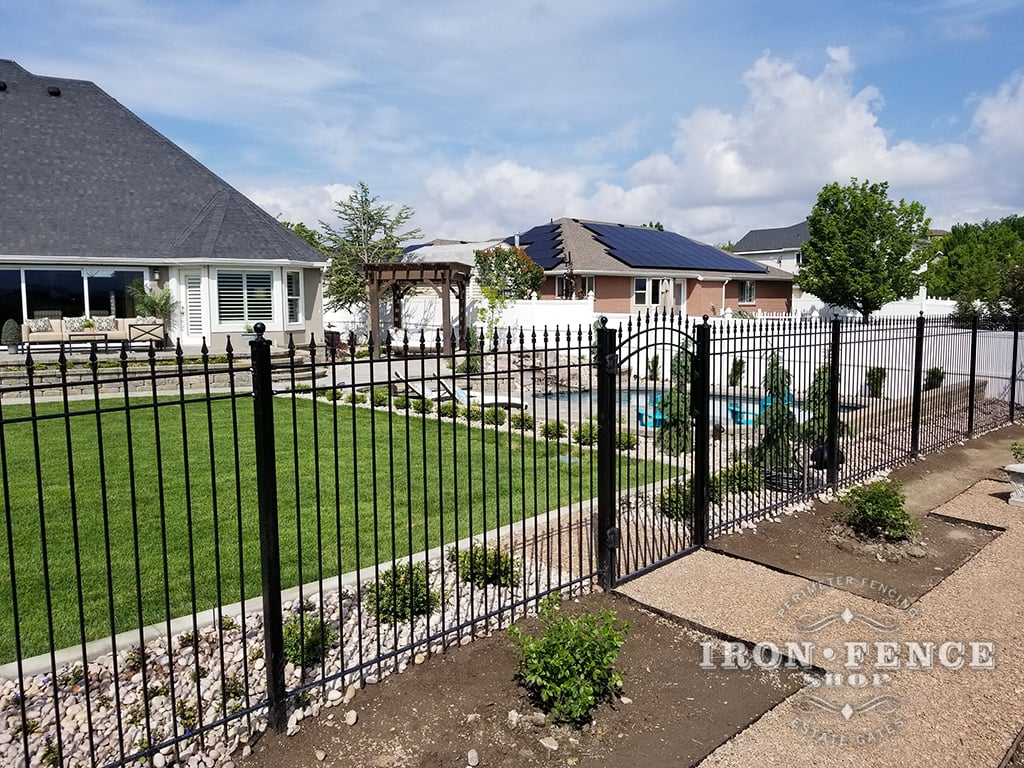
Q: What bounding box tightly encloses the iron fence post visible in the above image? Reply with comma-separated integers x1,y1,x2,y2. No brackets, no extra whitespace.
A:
968,314,979,436
1011,317,1020,423
826,318,843,488
595,317,617,591
251,323,286,730
910,313,925,456
692,317,711,547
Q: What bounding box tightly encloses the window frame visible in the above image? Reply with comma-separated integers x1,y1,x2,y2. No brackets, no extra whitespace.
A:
633,277,661,307
215,270,276,327
285,270,303,326
738,280,756,305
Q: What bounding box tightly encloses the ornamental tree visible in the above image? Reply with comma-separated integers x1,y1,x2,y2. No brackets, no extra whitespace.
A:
797,179,930,322
473,244,545,334
320,182,422,311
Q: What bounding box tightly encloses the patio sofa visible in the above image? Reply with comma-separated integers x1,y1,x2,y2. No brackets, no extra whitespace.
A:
21,316,165,348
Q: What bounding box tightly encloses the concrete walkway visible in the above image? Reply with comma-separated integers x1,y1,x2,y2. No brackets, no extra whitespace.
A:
619,424,1024,767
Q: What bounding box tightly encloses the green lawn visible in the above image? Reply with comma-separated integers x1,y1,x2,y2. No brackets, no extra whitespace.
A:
0,395,660,662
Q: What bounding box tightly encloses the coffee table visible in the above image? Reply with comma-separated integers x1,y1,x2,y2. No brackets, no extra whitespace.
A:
68,332,110,352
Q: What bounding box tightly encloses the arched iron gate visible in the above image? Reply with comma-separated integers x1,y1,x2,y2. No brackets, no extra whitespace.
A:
595,313,711,589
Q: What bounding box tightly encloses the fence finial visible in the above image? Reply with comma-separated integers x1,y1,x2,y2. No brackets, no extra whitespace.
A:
254,322,266,337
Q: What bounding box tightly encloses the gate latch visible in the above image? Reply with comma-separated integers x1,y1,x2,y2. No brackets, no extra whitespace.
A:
603,352,618,375
605,526,620,549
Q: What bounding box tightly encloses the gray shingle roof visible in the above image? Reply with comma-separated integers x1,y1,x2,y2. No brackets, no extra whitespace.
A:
0,60,325,265
732,220,809,254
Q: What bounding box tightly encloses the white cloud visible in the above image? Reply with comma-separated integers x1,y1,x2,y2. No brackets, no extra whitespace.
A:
248,48,1022,247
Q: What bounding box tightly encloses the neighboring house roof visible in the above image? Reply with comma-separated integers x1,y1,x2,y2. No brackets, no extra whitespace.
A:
0,59,325,266
732,221,810,254
501,218,775,279
402,239,504,266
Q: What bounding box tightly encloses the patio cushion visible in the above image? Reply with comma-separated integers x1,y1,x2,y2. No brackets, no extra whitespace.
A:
26,318,52,333
64,316,89,332
93,316,118,331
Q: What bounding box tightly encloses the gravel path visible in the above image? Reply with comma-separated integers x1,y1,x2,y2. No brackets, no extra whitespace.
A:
619,437,1024,766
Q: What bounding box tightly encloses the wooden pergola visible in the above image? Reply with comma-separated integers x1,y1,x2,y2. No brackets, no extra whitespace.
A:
365,261,472,354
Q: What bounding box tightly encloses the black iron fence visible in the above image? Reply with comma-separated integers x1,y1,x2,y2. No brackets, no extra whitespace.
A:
0,312,1018,767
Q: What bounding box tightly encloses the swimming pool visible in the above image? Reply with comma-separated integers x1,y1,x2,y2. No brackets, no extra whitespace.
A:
542,389,859,425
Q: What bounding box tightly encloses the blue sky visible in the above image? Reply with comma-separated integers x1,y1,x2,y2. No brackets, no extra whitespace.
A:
4,0,1024,244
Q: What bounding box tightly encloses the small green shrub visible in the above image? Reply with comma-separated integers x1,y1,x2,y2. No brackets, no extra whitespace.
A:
709,463,764,503
483,406,507,425
572,421,598,445
175,700,198,732
371,387,390,407
658,482,694,522
438,401,457,418
842,479,916,540
282,613,336,668
1012,441,1024,463
508,593,628,725
354,349,371,359
616,432,638,450
1,319,20,346
511,412,535,431
366,563,440,623
727,357,745,387
464,404,484,421
923,366,945,391
344,392,368,404
542,420,567,440
866,366,886,398
448,544,519,588
410,398,435,414
222,674,245,701
392,395,410,410
40,735,58,767
124,644,146,672
177,631,197,651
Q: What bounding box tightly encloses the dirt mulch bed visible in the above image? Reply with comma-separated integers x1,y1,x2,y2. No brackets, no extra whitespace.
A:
239,593,805,768
710,497,1001,607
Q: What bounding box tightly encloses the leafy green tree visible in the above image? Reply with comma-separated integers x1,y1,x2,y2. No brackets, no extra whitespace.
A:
641,221,664,231
751,351,796,469
925,218,1024,314
280,220,327,252
797,179,930,322
320,182,422,311
473,244,545,333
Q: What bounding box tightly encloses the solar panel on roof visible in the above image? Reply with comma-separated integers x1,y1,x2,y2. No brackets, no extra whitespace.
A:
505,223,564,269
583,223,766,273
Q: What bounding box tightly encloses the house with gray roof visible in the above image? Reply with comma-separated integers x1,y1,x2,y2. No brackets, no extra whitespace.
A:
0,59,327,350
513,218,794,318
732,220,810,275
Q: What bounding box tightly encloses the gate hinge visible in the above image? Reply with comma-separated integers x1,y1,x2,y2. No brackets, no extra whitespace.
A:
605,526,620,549
603,352,618,375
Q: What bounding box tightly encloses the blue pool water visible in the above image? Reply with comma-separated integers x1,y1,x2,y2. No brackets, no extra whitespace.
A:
542,389,858,425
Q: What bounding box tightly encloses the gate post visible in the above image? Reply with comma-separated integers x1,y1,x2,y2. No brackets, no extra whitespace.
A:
910,313,925,456
968,313,979,436
1011,317,1020,424
595,317,618,591
692,318,711,547
826,317,843,487
251,323,286,730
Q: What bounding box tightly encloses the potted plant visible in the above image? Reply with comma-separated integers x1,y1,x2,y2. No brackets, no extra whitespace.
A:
127,282,178,343
1,318,20,354
1005,442,1024,507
